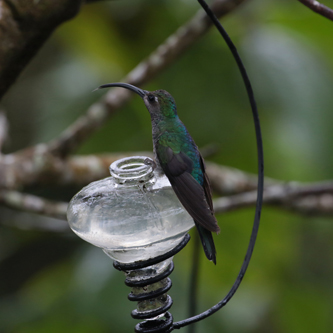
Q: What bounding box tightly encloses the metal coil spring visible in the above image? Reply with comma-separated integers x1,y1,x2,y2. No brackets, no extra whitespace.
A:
113,234,190,333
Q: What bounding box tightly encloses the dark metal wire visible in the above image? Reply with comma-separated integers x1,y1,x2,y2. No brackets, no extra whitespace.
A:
132,295,173,320
124,262,174,287
128,278,173,301
135,312,174,333
173,0,264,329
113,234,191,332
113,233,191,271
187,230,200,333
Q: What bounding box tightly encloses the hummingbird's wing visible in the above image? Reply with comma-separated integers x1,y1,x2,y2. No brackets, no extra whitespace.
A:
199,154,214,212
159,147,220,233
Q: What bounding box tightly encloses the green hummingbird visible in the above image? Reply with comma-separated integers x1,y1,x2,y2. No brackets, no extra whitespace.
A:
96,82,220,264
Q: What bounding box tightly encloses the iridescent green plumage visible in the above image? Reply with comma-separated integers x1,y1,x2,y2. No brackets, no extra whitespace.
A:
96,83,220,264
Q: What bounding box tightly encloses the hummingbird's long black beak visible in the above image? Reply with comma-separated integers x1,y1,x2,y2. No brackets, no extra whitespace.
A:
94,82,147,98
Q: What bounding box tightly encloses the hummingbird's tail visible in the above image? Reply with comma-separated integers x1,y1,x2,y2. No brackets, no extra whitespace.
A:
196,224,216,264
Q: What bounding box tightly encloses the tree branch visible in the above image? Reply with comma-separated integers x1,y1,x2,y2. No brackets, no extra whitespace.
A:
214,182,333,216
0,150,154,190
2,152,333,221
47,0,248,158
0,190,68,220
298,0,333,21
0,0,83,100
2,178,333,224
0,145,217,190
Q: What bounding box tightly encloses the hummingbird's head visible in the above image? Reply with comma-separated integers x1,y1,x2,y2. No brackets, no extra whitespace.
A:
143,90,178,120
95,83,178,120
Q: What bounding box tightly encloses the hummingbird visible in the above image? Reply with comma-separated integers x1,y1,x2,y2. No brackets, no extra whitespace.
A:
96,82,220,264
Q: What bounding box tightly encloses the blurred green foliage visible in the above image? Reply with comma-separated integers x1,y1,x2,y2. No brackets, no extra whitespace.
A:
1,0,333,332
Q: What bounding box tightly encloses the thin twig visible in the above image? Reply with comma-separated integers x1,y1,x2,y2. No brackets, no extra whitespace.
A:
0,190,68,220
213,182,333,215
47,0,248,157
298,0,333,21
206,162,276,195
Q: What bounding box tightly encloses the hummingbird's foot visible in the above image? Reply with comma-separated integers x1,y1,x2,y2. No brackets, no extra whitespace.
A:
144,158,157,171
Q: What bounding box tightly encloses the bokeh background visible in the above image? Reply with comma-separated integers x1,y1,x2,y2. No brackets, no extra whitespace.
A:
1,0,333,332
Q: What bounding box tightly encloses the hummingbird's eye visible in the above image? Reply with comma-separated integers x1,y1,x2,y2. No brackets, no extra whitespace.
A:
148,94,155,102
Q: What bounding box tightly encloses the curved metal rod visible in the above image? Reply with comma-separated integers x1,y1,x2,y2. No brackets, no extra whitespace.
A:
187,230,200,333
173,0,264,329
113,233,191,271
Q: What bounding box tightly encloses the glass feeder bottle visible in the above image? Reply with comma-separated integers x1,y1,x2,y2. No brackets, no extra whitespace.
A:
67,156,194,330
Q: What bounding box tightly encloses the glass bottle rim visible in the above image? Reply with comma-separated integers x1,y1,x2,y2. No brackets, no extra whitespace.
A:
109,156,154,183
